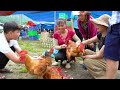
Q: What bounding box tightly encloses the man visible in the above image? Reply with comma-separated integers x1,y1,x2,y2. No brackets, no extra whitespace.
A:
0,21,42,79
104,11,120,79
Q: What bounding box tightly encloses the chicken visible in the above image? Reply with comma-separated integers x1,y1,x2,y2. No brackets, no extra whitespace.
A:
66,40,85,62
19,48,66,79
43,66,63,79
24,48,54,79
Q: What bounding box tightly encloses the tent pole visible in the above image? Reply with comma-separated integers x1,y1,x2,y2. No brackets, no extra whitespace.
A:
54,11,56,32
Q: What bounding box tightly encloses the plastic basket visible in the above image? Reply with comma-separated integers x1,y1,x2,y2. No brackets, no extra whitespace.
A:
29,35,38,40
20,30,27,36
29,26,35,30
28,30,37,36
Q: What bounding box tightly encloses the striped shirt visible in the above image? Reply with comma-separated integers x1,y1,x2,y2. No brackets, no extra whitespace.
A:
109,11,120,25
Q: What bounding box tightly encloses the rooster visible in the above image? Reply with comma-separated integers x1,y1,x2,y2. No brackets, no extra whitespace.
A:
66,40,85,62
43,66,63,79
19,48,69,79
19,48,54,79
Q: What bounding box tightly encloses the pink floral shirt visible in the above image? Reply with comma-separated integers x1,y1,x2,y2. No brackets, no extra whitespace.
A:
53,29,75,45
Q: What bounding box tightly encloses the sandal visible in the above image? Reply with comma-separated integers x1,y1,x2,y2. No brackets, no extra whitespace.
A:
0,68,13,73
0,73,6,79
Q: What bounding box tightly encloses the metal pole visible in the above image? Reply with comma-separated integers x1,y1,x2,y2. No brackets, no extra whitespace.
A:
20,14,22,25
54,11,56,32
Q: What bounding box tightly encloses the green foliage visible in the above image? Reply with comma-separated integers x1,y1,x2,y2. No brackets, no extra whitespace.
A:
19,67,28,73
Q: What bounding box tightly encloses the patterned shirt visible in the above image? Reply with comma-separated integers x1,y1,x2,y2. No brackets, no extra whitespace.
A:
109,11,120,25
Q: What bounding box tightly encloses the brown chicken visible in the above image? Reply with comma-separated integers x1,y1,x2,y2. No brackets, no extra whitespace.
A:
43,66,63,79
66,40,85,62
24,48,54,79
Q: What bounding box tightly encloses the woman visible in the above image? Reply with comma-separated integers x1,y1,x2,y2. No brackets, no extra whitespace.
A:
78,11,97,52
82,14,111,79
52,18,81,69
71,11,83,41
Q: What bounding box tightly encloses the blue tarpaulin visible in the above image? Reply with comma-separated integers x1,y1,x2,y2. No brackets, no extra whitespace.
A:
16,11,112,22
91,11,112,18
41,24,54,30
2,11,112,23
23,11,72,22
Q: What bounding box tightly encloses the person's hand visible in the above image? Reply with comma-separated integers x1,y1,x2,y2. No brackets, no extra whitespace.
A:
82,41,86,44
81,55,86,59
61,44,67,49
81,55,92,59
88,43,94,48
76,41,80,46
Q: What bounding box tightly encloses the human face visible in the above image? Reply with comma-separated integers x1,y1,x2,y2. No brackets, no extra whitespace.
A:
57,21,66,33
78,11,89,22
9,30,20,40
95,24,107,32
78,14,86,22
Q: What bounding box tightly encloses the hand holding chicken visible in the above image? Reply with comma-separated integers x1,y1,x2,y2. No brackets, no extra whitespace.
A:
66,40,85,62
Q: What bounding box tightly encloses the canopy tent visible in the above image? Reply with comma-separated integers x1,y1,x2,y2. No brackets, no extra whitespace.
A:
0,11,47,16
91,11,112,18
12,11,112,22
0,11,15,16
41,24,54,30
22,11,72,22
0,11,112,27
0,11,112,26
0,14,39,25
0,26,3,29
27,21,36,26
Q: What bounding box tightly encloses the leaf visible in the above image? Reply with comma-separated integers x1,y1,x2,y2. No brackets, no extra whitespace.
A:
19,67,28,73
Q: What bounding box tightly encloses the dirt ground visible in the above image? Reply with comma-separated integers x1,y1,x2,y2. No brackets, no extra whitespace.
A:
3,57,120,79
2,40,120,79
3,57,93,79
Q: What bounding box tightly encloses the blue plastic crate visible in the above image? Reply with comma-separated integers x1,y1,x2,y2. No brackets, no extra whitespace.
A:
29,36,38,40
29,26,36,30
20,30,27,36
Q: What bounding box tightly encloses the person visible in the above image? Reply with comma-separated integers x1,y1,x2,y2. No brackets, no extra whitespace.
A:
0,21,42,79
70,11,83,41
82,14,111,79
52,18,81,69
104,11,120,79
78,11,97,52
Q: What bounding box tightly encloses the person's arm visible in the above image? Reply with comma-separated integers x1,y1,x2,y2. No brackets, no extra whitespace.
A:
53,38,67,50
15,46,22,54
71,19,75,32
53,38,62,50
82,45,105,59
4,51,23,64
72,34,81,45
12,40,22,54
82,35,98,45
